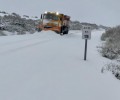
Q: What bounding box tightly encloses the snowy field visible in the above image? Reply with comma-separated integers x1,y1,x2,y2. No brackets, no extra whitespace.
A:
0,30,120,100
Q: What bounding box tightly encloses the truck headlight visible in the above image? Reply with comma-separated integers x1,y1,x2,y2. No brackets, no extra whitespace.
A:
56,12,59,15
44,11,47,14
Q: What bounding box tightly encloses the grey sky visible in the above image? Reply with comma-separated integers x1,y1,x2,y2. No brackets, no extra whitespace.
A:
0,0,120,26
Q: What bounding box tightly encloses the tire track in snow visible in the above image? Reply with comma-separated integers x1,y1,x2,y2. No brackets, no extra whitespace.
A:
0,35,42,46
0,38,55,56
0,34,63,55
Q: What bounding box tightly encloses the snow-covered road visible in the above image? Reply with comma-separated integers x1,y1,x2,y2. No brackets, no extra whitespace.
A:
0,30,120,100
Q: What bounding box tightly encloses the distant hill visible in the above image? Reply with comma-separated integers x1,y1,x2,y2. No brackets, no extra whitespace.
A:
70,21,110,30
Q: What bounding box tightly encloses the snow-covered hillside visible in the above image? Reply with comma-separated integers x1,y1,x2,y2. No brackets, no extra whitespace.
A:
0,11,39,35
0,30,120,100
0,11,39,20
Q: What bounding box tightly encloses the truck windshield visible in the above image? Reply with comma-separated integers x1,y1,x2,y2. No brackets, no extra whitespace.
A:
44,14,59,21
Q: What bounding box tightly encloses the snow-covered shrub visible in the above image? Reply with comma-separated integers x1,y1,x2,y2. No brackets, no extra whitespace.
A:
101,28,114,41
101,26,120,80
5,25,26,34
101,25,120,59
23,19,36,34
101,33,107,41
0,12,38,35
101,63,120,80
101,38,120,59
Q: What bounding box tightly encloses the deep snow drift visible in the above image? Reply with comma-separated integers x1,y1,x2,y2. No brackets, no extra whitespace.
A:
0,30,120,100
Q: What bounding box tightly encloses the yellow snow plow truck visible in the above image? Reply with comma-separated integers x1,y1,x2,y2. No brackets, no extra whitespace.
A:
36,11,70,35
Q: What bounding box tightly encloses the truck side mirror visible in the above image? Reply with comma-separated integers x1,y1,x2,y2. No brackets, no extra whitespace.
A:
41,14,42,19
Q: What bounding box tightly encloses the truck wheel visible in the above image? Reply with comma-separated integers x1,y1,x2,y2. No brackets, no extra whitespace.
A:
63,27,69,35
65,30,69,34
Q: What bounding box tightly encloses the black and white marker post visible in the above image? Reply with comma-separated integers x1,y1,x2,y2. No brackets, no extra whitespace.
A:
82,26,91,61
84,38,88,60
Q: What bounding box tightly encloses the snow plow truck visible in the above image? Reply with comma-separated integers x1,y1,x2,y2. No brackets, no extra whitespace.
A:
36,11,70,35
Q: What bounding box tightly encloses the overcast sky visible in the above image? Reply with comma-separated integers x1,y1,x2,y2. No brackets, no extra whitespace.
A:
0,0,120,27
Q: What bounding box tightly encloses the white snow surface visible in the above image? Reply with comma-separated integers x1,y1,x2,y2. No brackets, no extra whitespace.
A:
0,30,120,100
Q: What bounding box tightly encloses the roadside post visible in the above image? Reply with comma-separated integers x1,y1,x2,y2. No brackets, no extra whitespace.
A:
82,25,91,60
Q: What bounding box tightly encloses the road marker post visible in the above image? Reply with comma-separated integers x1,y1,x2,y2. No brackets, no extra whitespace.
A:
82,25,91,60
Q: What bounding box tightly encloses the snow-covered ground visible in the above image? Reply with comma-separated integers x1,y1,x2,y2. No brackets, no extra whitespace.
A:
0,30,120,100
